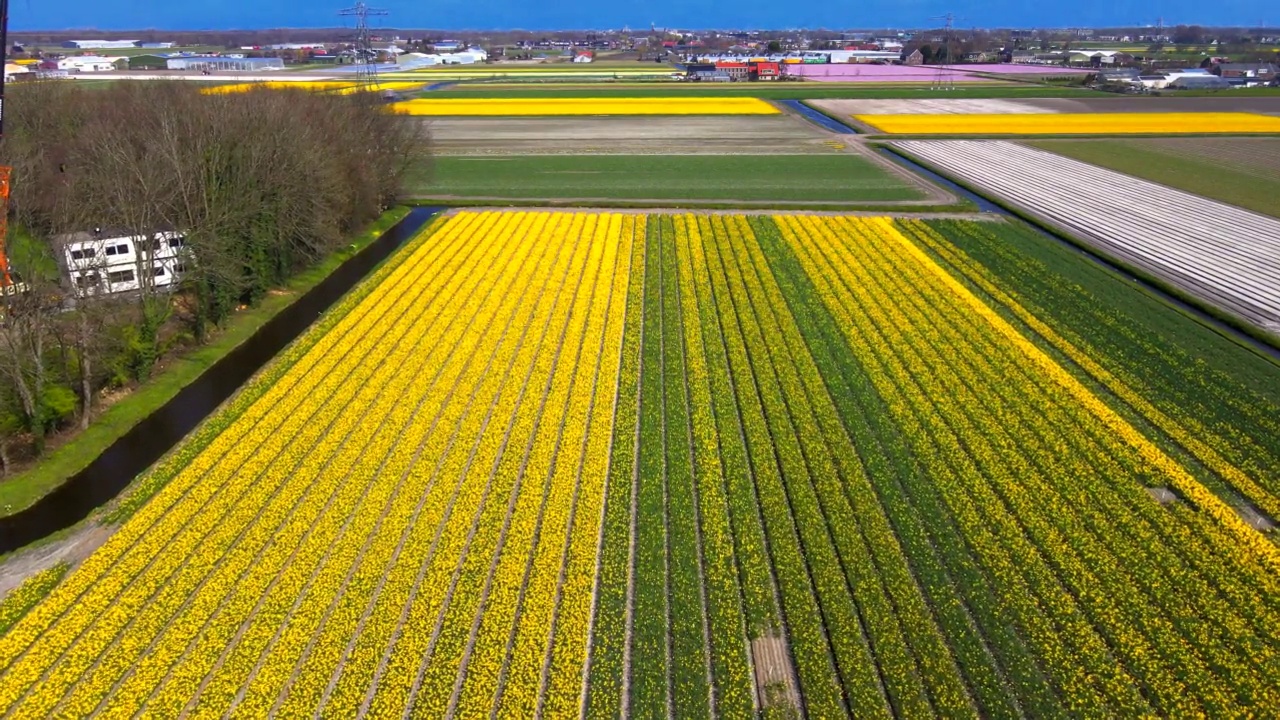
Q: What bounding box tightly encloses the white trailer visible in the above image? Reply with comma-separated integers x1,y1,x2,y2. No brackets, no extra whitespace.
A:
61,230,189,297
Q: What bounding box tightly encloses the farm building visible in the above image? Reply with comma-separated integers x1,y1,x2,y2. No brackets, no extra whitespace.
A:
1166,75,1231,90
128,53,174,70
166,56,285,71
57,231,188,298
51,56,127,72
60,39,139,49
1210,62,1278,86
573,51,593,63
3,62,30,81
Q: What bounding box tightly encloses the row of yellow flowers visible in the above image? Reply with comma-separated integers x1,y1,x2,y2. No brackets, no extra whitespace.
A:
391,97,781,116
0,208,488,712
854,112,1280,134
776,214,1280,713
905,218,1280,523
0,214,463,713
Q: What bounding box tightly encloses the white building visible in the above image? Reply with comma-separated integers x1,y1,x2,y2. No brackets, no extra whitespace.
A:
62,39,139,49
57,56,125,72
60,231,189,297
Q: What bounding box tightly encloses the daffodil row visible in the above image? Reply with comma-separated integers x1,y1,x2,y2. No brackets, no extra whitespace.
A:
581,221,647,720
0,214,469,714
776,214,1280,714
910,218,1280,523
0,564,67,636
851,217,1255,713
672,215,755,719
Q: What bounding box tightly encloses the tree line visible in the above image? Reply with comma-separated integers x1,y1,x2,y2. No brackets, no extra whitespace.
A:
0,80,422,473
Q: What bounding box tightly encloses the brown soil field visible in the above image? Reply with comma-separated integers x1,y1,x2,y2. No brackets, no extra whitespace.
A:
420,115,835,155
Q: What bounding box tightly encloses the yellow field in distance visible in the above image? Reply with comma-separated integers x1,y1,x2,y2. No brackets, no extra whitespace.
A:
392,97,780,116
202,81,357,94
203,81,425,95
855,112,1280,135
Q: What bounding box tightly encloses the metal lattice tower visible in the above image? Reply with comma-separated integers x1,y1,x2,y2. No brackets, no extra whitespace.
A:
339,2,389,87
929,12,963,90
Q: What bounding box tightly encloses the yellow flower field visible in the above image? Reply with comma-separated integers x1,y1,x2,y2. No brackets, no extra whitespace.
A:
855,111,1280,134
2,210,1277,717
391,96,781,116
202,80,358,94
202,80,424,95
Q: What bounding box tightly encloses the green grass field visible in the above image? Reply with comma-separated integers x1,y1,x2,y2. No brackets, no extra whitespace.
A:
1027,138,1280,218
409,154,927,203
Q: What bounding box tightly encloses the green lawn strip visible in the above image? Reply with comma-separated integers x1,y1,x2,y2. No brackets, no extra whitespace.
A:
738,217,978,718
410,155,924,203
699,215,862,718
0,563,69,636
917,218,1280,505
416,85,1098,100
0,208,413,520
631,216,671,717
765,215,1071,715
583,219,647,719
1026,139,1280,219
670,216,755,717
657,217,713,718
685,219,780,642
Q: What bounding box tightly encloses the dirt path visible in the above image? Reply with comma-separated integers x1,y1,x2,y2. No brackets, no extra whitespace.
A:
0,523,114,598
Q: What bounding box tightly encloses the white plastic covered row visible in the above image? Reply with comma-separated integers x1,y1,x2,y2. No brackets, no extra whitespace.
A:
894,140,1280,332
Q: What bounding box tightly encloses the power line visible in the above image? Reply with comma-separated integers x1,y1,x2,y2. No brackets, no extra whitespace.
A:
339,2,389,87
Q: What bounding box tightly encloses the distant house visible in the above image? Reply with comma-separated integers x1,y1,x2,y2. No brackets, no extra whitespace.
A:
1166,74,1231,90
1211,62,1277,85
433,40,460,52
573,51,593,63
903,48,924,65
128,53,173,70
166,56,285,71
56,55,127,72
58,231,189,298
3,62,32,83
61,39,139,49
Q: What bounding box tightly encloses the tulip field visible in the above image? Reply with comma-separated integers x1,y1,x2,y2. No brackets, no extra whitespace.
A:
2,210,1279,717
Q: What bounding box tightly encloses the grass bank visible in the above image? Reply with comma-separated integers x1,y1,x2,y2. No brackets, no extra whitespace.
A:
0,207,411,518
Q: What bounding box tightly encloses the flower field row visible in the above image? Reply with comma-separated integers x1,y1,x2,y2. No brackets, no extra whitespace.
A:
202,80,426,95
4,210,1277,717
390,97,781,116
856,111,1280,134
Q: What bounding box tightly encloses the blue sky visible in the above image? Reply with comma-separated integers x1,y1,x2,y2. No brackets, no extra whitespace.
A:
11,0,1266,31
